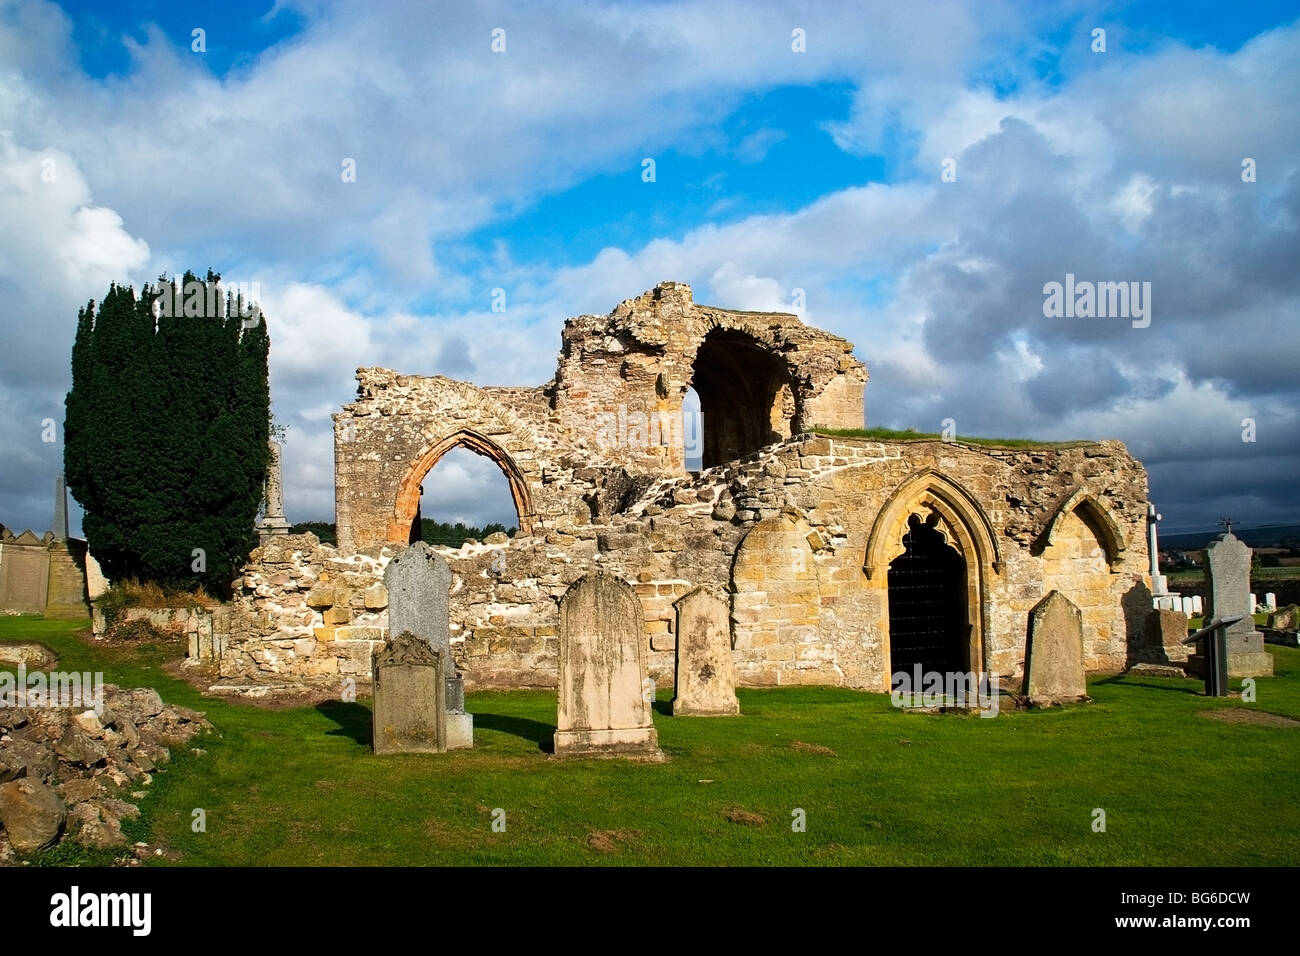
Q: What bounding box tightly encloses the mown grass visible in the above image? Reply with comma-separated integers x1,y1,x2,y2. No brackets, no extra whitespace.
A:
3,616,1297,866
813,426,1085,449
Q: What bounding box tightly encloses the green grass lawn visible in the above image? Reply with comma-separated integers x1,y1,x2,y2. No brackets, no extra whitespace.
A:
3,616,1298,866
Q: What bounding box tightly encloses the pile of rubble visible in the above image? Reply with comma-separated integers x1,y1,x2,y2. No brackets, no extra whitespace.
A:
0,687,211,861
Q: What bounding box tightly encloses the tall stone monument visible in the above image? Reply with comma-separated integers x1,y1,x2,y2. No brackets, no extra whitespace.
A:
382,541,473,748
1196,531,1273,677
554,572,661,758
671,587,739,716
53,475,68,541
371,631,447,754
1023,590,1087,705
257,440,291,543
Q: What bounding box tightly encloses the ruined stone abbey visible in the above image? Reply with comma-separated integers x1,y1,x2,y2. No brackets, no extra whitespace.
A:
221,282,1153,695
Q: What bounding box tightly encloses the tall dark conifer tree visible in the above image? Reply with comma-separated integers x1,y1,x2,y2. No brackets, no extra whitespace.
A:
64,271,271,595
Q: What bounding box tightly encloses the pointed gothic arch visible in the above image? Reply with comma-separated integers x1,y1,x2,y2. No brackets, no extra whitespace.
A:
863,469,1002,689
387,429,536,544
1038,487,1128,568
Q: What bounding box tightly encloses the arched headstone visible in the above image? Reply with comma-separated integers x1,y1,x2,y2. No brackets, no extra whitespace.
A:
671,587,739,716
554,573,660,757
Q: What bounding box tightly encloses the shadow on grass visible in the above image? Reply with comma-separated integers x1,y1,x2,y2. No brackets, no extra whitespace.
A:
651,699,673,717
1094,673,1206,696
316,700,373,746
473,712,556,753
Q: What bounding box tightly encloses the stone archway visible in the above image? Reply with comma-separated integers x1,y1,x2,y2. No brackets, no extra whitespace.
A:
865,469,1001,690
387,430,536,544
690,328,794,468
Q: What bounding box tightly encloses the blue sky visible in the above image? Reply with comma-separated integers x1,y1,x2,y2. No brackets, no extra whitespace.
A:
2,0,1298,537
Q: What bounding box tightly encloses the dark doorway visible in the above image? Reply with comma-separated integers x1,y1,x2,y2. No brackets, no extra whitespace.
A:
887,513,968,676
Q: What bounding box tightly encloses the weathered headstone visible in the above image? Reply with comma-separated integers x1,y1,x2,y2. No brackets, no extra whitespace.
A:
671,587,739,716
371,631,446,754
382,542,472,748
1267,604,1298,631
1199,532,1273,677
1023,590,1087,705
554,572,661,758
1142,607,1190,664
44,539,89,620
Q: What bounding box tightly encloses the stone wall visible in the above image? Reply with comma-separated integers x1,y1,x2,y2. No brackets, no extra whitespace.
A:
92,606,230,660
0,530,90,619
222,432,1150,694
333,282,867,553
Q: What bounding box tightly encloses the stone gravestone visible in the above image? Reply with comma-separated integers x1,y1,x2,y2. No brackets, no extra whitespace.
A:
1267,604,1298,631
43,539,89,620
554,572,661,758
371,631,446,754
382,541,472,748
1197,532,1273,677
1142,608,1190,664
671,587,739,716
1023,590,1087,705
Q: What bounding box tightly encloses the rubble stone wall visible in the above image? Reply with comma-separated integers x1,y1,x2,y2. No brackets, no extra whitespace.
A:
225,433,1150,694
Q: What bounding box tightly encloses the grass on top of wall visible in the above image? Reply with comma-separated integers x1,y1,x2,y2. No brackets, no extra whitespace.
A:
813,426,1086,449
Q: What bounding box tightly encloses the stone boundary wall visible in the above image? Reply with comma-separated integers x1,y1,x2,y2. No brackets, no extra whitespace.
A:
92,606,230,660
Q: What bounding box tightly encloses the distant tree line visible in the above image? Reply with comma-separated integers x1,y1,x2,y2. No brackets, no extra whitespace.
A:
288,519,516,549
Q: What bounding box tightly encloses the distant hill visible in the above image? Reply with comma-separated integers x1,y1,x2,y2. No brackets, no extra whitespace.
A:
1161,524,1300,551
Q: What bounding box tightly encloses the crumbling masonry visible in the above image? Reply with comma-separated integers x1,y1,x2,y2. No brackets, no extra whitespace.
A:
219,282,1153,695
